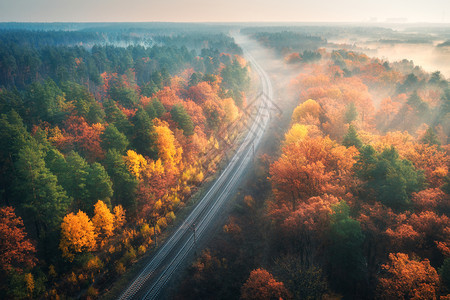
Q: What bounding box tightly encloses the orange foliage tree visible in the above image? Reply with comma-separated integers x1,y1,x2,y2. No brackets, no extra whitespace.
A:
270,136,357,211
187,81,220,104
92,200,115,240
241,268,290,300
155,87,182,110
280,194,340,235
60,210,96,261
378,253,439,299
411,188,448,211
182,100,206,130
408,211,450,257
405,144,449,188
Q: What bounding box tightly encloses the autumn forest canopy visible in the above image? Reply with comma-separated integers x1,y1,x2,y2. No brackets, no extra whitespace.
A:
0,22,449,299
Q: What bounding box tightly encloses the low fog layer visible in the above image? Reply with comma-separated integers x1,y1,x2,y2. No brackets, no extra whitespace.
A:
327,40,450,78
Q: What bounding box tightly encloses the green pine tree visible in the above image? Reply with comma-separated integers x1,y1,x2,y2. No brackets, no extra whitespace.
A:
170,104,194,136
342,125,362,149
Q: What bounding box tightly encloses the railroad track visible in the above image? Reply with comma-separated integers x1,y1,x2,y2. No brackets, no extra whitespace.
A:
118,39,274,300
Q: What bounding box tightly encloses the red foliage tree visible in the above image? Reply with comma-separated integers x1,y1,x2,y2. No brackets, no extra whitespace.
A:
62,115,105,161
0,207,36,272
411,188,448,211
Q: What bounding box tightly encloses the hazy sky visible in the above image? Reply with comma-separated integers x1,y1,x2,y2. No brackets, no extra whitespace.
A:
0,0,448,23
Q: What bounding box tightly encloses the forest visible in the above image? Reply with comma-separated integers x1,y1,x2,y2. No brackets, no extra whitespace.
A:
174,28,450,299
1,23,449,300
0,26,250,299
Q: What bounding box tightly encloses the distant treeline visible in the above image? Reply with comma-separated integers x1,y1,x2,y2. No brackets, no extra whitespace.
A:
0,22,236,33
0,30,242,89
242,25,448,45
244,31,326,54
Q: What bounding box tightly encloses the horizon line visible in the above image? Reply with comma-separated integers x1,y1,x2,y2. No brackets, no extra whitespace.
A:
0,20,450,25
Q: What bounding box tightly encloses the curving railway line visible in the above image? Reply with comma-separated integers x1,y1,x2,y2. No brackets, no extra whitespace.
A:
118,37,274,300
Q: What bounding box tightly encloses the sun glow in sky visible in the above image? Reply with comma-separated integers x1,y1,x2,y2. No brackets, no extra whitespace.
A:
0,0,449,23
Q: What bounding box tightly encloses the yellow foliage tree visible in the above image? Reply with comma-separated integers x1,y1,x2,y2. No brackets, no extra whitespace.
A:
85,256,103,275
92,200,114,239
223,97,239,123
60,210,96,261
145,158,165,178
24,273,34,297
283,124,308,146
113,205,126,230
196,170,204,182
181,164,204,185
155,124,182,167
154,199,163,210
124,150,147,180
166,211,176,222
292,99,321,124
140,223,152,239
156,217,168,229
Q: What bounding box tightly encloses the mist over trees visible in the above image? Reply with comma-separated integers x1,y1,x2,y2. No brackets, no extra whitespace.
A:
1,22,449,299
174,27,450,299
0,25,250,299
